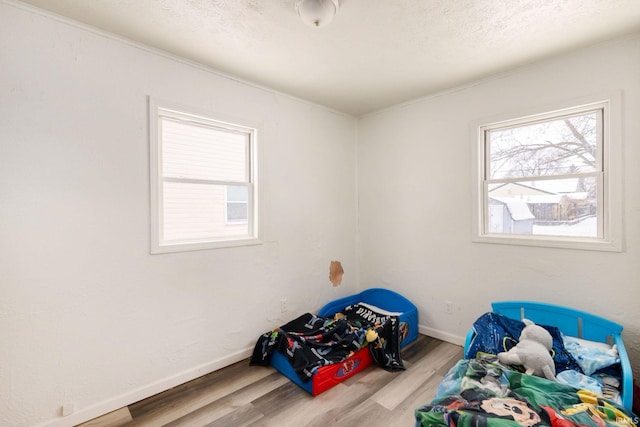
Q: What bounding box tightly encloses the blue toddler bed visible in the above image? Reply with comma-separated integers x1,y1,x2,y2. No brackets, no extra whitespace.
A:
255,288,418,396
415,301,635,427
463,301,633,410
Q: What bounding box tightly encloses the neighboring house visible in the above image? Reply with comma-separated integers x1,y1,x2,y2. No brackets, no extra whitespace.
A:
489,182,593,226
488,197,535,234
489,182,556,198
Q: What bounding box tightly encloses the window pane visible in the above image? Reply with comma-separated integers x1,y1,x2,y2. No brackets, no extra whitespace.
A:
227,202,248,222
487,177,597,237
488,112,598,179
226,185,248,202
162,182,249,242
161,118,248,182
226,185,248,223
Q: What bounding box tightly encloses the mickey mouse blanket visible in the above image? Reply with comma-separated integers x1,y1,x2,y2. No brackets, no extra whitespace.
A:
415,357,637,427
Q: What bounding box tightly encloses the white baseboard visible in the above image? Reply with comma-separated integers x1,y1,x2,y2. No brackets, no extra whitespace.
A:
37,328,464,426
418,324,466,347
35,347,254,427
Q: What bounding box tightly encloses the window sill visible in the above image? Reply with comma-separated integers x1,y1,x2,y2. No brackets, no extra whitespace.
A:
151,237,263,254
472,234,622,252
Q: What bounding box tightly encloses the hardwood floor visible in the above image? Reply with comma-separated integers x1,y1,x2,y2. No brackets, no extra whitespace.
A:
79,336,463,427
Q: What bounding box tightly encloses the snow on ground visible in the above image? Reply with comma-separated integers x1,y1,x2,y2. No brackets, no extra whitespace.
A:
533,217,597,237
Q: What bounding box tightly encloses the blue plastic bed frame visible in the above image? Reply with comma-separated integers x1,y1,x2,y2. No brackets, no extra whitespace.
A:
269,288,419,396
463,301,633,410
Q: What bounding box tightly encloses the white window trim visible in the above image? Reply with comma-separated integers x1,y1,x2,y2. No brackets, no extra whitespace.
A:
471,92,623,252
149,97,262,254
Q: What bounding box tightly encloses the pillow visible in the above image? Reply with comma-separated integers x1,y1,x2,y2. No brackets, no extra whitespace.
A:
562,335,619,375
564,335,613,351
467,312,583,373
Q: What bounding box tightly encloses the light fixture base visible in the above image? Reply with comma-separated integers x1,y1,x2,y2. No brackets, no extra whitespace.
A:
295,0,339,28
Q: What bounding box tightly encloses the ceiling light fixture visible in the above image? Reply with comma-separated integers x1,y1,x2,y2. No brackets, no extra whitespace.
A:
295,0,339,28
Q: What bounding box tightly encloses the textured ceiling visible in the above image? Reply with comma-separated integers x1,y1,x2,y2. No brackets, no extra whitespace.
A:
16,0,640,116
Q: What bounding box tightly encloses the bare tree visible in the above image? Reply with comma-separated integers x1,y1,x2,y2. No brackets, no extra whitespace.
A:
489,113,597,180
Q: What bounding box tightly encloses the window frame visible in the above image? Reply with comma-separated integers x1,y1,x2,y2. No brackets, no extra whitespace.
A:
149,98,261,254
471,94,623,252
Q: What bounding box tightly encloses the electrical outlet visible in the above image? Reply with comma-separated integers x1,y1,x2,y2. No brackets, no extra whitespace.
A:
445,301,453,315
280,298,287,313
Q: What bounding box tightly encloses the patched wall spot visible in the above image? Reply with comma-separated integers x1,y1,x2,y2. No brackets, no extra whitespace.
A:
329,260,344,286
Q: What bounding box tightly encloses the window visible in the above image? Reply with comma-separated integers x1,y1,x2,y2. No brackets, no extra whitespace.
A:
225,185,248,224
150,99,260,253
473,96,622,251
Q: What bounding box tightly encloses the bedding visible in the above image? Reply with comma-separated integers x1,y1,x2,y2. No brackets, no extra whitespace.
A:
464,312,628,407
416,301,636,427
415,356,637,427
465,312,584,374
563,336,620,376
464,312,624,401
250,302,405,383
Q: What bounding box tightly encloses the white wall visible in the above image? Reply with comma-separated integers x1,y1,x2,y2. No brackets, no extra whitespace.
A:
358,34,640,375
3,2,640,426
0,2,358,426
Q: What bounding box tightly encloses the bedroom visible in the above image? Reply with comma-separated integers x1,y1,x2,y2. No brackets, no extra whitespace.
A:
1,1,639,426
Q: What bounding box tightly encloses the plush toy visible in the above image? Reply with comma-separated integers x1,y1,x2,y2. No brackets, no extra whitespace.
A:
497,319,556,381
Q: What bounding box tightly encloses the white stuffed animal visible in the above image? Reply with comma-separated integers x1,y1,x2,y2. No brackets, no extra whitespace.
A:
497,319,556,381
